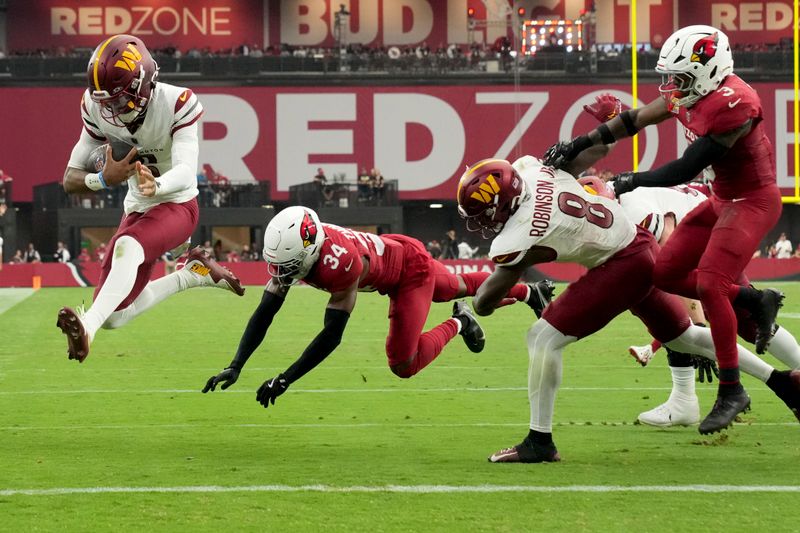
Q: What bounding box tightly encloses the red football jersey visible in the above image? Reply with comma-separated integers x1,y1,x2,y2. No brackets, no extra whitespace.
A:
675,74,775,200
303,224,405,294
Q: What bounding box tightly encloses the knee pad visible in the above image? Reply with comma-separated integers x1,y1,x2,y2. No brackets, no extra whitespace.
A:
696,270,731,300
112,235,146,265
527,319,574,354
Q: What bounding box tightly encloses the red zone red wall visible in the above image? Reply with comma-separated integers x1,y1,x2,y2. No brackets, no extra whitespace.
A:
2,258,800,288
1,83,796,203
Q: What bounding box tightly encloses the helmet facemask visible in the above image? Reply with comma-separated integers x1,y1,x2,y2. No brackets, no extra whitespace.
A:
658,72,700,109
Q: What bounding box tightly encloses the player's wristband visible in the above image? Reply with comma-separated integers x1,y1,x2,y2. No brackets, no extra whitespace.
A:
84,171,108,191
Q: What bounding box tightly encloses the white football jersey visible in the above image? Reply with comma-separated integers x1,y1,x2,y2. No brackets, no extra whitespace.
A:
70,82,202,214
619,185,707,242
490,156,637,269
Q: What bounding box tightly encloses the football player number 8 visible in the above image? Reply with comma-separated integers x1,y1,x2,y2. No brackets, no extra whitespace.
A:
557,192,613,229
323,244,349,269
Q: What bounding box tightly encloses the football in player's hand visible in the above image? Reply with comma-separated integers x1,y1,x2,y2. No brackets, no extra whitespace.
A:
88,141,141,171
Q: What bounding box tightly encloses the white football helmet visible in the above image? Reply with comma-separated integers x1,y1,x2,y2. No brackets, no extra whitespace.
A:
262,206,325,284
656,25,733,110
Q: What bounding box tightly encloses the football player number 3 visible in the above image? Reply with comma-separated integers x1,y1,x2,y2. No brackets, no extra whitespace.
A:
557,192,613,229
323,244,348,269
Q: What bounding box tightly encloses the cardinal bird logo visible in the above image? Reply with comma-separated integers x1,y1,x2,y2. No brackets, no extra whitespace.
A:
300,211,317,248
691,33,718,65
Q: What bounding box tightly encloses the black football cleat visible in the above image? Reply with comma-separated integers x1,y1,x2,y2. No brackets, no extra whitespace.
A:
452,300,485,353
525,280,556,319
698,387,751,435
753,289,784,354
489,436,561,463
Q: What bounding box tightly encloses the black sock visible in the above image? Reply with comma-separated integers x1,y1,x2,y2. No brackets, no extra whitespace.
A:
718,367,741,386
734,286,761,312
527,429,553,445
766,370,790,401
718,380,744,395
665,347,693,367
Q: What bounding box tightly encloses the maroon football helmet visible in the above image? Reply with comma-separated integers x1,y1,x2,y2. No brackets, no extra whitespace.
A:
457,158,525,238
87,34,159,127
577,176,616,200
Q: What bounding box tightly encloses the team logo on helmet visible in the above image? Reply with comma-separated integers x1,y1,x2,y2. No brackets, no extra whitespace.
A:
470,174,501,204
300,211,318,248
115,43,143,72
690,33,718,65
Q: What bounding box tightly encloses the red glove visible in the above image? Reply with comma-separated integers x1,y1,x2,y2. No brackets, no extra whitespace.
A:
583,94,624,123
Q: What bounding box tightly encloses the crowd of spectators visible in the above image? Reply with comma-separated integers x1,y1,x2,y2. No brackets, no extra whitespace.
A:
314,166,386,207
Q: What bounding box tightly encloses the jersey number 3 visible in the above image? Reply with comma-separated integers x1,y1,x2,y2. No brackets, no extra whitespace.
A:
558,192,613,229
323,243,349,269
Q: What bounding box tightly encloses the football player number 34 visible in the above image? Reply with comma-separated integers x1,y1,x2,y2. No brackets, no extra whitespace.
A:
323,244,348,269
557,192,613,229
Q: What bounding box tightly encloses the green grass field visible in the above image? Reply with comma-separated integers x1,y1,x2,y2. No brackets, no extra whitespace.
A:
1,283,799,532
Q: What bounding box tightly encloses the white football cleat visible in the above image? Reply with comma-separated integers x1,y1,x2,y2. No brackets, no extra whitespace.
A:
629,344,654,367
638,397,701,427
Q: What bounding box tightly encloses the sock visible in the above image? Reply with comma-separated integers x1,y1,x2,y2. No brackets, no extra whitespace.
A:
697,272,739,375
766,326,800,369
665,348,693,367
668,366,696,402
103,270,197,330
718,367,741,385
459,272,490,296
527,429,553,445
508,284,529,302
395,319,460,378
766,370,795,405
82,236,145,340
719,381,745,395
450,316,463,334
650,339,662,353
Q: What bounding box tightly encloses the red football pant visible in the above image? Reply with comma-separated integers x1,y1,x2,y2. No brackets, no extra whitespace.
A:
95,199,199,310
653,187,781,371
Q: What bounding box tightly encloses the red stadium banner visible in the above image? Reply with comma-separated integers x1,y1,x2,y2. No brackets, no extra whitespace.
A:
0,83,794,203
6,0,264,52
677,0,793,45
5,1,789,51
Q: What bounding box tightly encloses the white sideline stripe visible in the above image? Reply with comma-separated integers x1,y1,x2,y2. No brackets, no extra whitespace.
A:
0,386,683,395
2,421,796,431
2,484,799,497
64,262,87,288
0,288,35,315
778,313,800,319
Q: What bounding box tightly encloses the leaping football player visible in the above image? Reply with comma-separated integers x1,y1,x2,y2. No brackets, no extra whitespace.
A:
57,34,244,363
203,206,555,407
543,26,784,433
456,155,800,463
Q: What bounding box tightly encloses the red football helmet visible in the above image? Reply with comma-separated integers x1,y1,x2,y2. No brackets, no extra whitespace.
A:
457,159,525,238
577,176,616,200
87,34,159,127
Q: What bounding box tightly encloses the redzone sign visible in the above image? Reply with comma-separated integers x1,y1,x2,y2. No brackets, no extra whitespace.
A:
7,0,262,51
0,83,794,202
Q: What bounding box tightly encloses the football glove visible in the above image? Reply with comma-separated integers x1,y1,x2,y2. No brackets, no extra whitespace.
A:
583,93,624,123
611,172,638,197
256,373,289,408
542,140,574,169
202,367,240,393
691,356,719,383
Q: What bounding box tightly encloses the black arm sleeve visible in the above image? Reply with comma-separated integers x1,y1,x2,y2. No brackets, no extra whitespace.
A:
282,308,350,384
632,135,729,188
228,289,286,370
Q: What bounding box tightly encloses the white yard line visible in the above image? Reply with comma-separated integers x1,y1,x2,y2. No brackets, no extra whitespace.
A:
0,288,35,316
1,484,799,497
1,420,794,432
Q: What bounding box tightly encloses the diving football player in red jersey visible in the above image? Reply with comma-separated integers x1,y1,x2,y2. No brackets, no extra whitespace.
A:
542,25,783,434
203,206,555,407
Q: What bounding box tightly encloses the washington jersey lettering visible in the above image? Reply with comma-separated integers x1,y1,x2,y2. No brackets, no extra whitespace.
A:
74,82,203,213
490,156,636,269
303,224,404,294
675,74,775,200
619,184,708,242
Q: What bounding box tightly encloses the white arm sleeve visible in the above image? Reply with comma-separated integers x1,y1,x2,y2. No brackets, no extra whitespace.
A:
67,128,105,171
155,122,200,196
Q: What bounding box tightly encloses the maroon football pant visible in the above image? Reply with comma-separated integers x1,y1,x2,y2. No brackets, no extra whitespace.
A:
543,228,691,343
94,199,199,311
653,186,781,370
